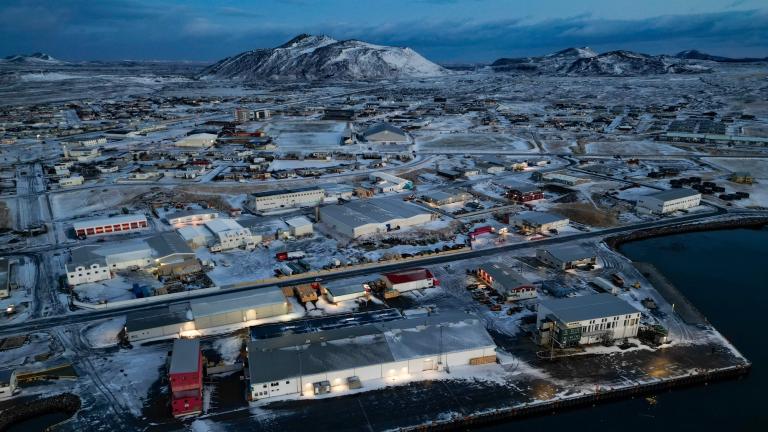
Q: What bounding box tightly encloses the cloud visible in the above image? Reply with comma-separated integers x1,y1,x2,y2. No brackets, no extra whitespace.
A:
0,1,766,62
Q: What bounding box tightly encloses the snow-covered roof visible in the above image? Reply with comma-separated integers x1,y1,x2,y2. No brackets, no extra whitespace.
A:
645,188,701,202
247,312,494,383
539,293,640,324
72,214,147,231
479,263,532,288
204,218,245,233
189,286,285,318
319,197,431,228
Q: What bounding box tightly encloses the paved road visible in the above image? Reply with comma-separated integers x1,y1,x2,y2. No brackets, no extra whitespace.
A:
1,205,752,338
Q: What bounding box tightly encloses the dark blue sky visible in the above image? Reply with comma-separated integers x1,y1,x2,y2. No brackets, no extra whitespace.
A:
1,0,766,63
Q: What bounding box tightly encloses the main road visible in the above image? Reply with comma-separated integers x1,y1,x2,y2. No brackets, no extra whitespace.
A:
1,203,758,338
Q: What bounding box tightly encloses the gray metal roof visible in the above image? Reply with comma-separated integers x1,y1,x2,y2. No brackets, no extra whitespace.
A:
421,188,472,203
646,188,701,202
325,284,367,297
513,211,567,226
251,186,323,198
247,312,494,383
189,286,285,318
539,244,595,262
539,293,640,323
362,123,407,140
480,263,531,288
320,197,430,228
67,245,108,269
125,303,192,332
170,338,200,374
145,232,194,259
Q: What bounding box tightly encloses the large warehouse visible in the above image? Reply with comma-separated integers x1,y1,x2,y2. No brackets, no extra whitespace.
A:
73,214,148,238
636,188,702,214
65,232,196,286
536,245,596,270
246,313,497,401
382,268,438,293
248,187,326,212
362,123,409,144
124,286,291,342
537,293,641,347
319,197,434,238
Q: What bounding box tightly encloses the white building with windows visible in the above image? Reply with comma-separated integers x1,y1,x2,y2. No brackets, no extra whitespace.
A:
204,218,258,252
636,188,702,215
247,313,497,401
249,187,325,212
537,293,641,347
166,209,219,226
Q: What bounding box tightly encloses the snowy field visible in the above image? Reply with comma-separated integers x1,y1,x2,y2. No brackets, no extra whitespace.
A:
585,140,688,155
418,133,534,153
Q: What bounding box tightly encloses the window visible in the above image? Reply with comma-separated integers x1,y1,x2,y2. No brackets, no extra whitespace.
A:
286,381,290,384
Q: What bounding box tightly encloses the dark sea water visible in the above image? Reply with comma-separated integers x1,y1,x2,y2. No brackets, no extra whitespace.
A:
481,227,768,432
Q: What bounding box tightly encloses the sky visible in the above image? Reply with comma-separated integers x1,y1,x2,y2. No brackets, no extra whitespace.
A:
1,0,767,63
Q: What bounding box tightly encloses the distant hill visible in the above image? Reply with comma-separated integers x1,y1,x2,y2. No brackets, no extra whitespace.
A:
2,52,63,64
491,47,711,76
674,50,767,63
201,34,448,81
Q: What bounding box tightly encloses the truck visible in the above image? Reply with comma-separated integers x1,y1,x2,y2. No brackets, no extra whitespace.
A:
611,273,625,288
276,251,306,261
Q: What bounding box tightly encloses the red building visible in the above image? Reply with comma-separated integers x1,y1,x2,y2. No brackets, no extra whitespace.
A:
507,188,544,203
382,268,439,293
169,338,203,418
73,215,148,238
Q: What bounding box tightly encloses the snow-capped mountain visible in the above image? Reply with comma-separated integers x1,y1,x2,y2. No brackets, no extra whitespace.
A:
2,52,62,64
567,50,711,76
491,47,597,73
201,34,447,81
491,48,710,76
675,50,767,63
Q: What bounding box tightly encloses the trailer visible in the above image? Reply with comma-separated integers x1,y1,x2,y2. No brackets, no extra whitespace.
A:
276,251,306,261
611,273,625,288
591,277,618,294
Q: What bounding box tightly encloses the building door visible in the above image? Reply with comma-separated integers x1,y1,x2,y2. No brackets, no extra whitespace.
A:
422,358,434,371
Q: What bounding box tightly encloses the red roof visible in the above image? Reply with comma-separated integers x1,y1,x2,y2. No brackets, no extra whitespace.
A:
383,268,434,284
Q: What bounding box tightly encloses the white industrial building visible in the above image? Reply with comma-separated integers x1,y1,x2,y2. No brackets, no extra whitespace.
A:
636,188,702,215
247,313,497,400
509,211,569,234
175,133,217,148
382,268,437,292
73,214,148,238
65,232,196,286
536,245,596,270
285,216,314,237
204,219,259,252
537,293,641,347
319,197,434,239
361,123,409,144
59,175,84,187
124,287,290,342
369,172,413,193
325,284,368,303
249,187,326,212
166,209,219,226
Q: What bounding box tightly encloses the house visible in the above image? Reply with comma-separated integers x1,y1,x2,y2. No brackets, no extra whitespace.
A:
0,369,18,399
362,123,409,144
509,211,569,234
536,245,596,270
636,188,702,215
536,293,641,347
477,263,537,301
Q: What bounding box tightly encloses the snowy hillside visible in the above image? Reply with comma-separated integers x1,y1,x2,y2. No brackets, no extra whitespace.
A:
2,52,62,64
201,34,448,81
491,48,711,76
